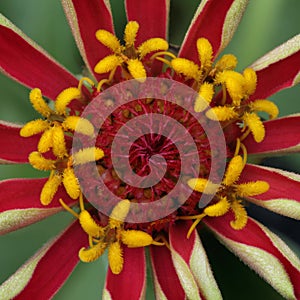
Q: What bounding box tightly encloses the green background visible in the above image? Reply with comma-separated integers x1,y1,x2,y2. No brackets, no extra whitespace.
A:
0,0,299,299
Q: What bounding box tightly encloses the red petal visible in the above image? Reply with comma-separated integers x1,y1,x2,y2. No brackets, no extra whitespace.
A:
179,0,246,61
125,0,169,44
104,246,146,300
62,0,114,80
204,216,300,298
150,245,185,299
0,178,74,234
13,221,87,299
0,20,78,100
241,164,300,203
244,115,300,155
0,121,39,164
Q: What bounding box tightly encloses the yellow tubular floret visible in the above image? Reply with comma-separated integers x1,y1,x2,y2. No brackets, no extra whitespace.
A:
94,55,122,74
171,58,201,81
79,242,107,263
121,230,153,247
55,87,81,115
215,54,238,71
223,155,244,186
230,200,248,230
62,168,80,199
249,99,279,120
197,38,213,71
204,196,230,217
38,128,53,153
51,126,67,158
40,174,62,205
109,199,131,228
108,242,124,274
29,88,53,117
237,181,269,197
243,112,265,143
20,119,49,137
194,82,214,112
205,106,238,121
72,147,104,165
62,116,94,136
95,29,122,53
138,38,168,59
243,68,257,96
124,21,139,47
79,210,105,238
127,59,147,82
187,178,219,194
28,151,56,171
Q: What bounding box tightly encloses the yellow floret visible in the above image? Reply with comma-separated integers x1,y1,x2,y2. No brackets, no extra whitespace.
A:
243,68,257,96
204,196,230,217
194,82,214,112
243,112,265,143
62,168,80,199
108,242,124,274
79,242,107,263
197,38,213,71
249,99,279,120
187,178,219,194
55,87,81,115
127,59,147,82
40,174,62,205
205,106,238,121
237,181,269,197
94,55,122,74
72,147,104,165
95,29,122,53
138,38,168,59
52,126,67,158
230,200,248,230
124,21,139,47
38,128,53,153
109,199,131,228
79,210,105,238
20,119,49,137
121,230,153,247
223,155,244,186
29,88,52,117
28,151,56,171
171,58,200,81
62,116,94,136
215,54,238,71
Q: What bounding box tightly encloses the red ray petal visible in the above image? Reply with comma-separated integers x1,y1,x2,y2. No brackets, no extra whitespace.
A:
104,246,146,300
125,0,169,44
179,0,241,61
0,22,78,100
240,164,300,203
14,221,87,299
0,121,39,163
205,216,300,298
62,0,114,80
244,115,300,155
150,245,185,299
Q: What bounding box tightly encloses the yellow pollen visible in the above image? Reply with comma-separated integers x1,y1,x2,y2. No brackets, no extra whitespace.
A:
95,29,122,53
215,54,238,71
55,87,81,115
79,210,105,238
109,199,131,228
62,116,94,136
108,242,124,274
249,99,279,120
138,38,169,59
223,155,244,186
94,54,122,74
243,68,257,96
204,196,230,217
72,147,104,165
171,58,200,81
127,59,147,82
62,168,80,199
79,242,107,263
29,88,53,117
205,106,238,121
28,151,55,171
40,174,62,205
20,119,49,137
197,38,213,71
194,82,214,112
242,112,265,143
124,21,139,47
121,230,153,247
187,178,219,194
230,200,248,230
51,125,67,158
37,128,53,153
237,181,269,197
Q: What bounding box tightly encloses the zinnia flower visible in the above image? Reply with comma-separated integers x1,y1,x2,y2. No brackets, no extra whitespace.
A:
1,1,300,299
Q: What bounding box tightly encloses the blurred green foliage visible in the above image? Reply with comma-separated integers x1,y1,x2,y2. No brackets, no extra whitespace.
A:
0,1,299,299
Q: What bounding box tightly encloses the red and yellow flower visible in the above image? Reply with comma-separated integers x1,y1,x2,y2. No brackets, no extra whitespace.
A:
0,1,300,299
